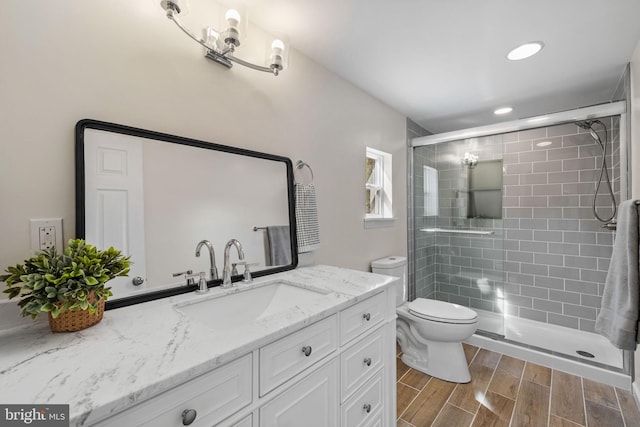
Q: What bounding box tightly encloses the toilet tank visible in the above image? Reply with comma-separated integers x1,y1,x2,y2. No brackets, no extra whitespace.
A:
371,256,407,306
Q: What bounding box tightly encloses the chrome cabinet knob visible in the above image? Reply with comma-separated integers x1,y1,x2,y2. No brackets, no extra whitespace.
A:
132,276,144,286
363,312,371,321
301,346,312,357
182,408,197,425
364,357,372,367
363,403,372,413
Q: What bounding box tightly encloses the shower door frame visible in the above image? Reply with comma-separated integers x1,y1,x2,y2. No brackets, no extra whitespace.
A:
407,101,630,374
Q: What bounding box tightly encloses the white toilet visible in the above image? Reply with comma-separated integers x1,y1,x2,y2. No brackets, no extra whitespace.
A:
371,256,479,383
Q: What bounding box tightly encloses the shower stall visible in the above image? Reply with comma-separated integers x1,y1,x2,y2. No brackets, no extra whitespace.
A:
408,101,632,387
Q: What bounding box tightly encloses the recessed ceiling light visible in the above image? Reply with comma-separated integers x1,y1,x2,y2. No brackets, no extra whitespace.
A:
536,141,553,147
494,107,513,115
507,42,544,60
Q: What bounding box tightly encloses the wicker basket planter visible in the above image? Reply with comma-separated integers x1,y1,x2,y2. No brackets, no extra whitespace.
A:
1,239,130,332
48,298,105,332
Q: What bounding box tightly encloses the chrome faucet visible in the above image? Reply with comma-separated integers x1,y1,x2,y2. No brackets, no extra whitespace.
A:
195,240,219,281
222,239,245,288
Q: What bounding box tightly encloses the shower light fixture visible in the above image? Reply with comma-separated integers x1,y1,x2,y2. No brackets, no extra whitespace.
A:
160,0,288,76
494,107,513,115
507,41,544,60
463,152,479,167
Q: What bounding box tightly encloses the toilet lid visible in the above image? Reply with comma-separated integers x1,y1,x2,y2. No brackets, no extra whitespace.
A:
408,298,478,324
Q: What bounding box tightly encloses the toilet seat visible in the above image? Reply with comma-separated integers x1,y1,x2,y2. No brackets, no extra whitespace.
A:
408,298,478,324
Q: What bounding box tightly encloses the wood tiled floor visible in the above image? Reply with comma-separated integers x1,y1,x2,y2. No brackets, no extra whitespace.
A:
396,343,640,427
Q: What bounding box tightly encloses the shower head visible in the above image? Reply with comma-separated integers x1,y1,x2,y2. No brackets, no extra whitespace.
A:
575,120,594,130
575,120,600,141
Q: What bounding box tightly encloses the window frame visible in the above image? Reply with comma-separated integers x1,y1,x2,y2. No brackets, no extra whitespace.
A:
365,147,393,227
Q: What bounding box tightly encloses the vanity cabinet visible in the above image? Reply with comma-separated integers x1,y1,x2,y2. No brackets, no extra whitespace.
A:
92,289,395,427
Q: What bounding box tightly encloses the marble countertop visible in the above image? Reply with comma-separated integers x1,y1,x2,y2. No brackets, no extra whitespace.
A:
0,265,395,426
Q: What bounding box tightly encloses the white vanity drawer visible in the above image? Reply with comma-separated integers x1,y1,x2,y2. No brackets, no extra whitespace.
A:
341,372,383,427
340,292,385,345
259,315,338,396
340,328,384,401
94,353,252,427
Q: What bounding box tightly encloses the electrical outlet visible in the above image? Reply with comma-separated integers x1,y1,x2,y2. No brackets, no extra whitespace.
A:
30,218,63,252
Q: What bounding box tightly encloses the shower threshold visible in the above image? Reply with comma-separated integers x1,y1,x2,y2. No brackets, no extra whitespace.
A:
466,309,629,389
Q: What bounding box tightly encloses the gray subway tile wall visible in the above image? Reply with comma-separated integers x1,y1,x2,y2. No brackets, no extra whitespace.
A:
412,116,620,333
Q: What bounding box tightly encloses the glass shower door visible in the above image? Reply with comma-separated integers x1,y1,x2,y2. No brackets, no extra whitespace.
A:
413,135,505,336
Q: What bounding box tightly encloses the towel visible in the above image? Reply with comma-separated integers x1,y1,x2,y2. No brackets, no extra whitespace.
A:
595,199,640,350
295,183,320,253
266,226,292,266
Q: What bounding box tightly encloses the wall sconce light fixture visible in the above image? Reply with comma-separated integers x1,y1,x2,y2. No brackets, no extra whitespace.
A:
160,0,288,76
462,152,479,168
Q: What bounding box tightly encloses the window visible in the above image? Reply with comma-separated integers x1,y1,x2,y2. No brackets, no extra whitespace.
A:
365,147,393,227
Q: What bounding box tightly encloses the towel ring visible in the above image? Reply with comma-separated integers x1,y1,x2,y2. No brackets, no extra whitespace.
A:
295,160,314,182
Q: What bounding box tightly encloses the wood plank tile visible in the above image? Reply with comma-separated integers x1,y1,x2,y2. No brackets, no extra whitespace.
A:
549,414,584,427
400,368,432,390
496,355,525,378
583,378,618,409
397,382,419,419
397,356,411,381
585,400,624,427
448,363,495,413
471,391,515,427
615,387,640,427
432,404,474,427
488,368,522,400
522,362,552,387
463,342,479,365
401,377,456,426
550,370,585,425
473,348,502,369
512,380,550,427
396,420,414,427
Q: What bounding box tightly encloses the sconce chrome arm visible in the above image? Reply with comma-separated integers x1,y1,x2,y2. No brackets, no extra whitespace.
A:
162,1,282,76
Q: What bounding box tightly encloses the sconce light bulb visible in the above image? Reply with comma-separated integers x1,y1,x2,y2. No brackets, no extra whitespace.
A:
271,39,285,53
225,9,242,26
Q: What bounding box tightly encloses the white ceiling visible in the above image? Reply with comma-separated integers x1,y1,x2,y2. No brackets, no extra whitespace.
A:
245,0,640,134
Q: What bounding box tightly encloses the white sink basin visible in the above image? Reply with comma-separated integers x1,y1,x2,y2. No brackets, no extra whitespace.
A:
176,281,327,329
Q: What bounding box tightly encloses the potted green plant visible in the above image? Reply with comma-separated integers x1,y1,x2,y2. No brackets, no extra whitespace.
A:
1,239,130,332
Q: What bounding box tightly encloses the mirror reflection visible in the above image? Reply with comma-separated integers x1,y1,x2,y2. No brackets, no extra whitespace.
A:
76,120,297,304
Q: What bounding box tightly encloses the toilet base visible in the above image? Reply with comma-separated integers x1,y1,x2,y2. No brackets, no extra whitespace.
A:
399,340,471,383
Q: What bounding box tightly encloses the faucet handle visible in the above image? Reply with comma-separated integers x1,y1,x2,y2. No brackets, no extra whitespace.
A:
192,272,208,294
173,270,195,286
240,262,259,283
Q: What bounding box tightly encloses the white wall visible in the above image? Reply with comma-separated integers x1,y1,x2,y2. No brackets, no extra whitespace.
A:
0,1,407,297
630,41,640,394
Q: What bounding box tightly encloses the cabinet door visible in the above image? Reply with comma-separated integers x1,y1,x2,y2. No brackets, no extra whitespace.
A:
231,413,253,427
260,360,338,427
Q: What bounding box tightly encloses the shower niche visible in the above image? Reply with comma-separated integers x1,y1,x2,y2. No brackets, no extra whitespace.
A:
465,159,503,219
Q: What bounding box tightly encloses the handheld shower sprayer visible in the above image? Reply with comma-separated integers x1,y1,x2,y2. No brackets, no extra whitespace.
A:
575,119,617,227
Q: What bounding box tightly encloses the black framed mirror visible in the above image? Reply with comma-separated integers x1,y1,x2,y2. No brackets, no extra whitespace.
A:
75,119,298,309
